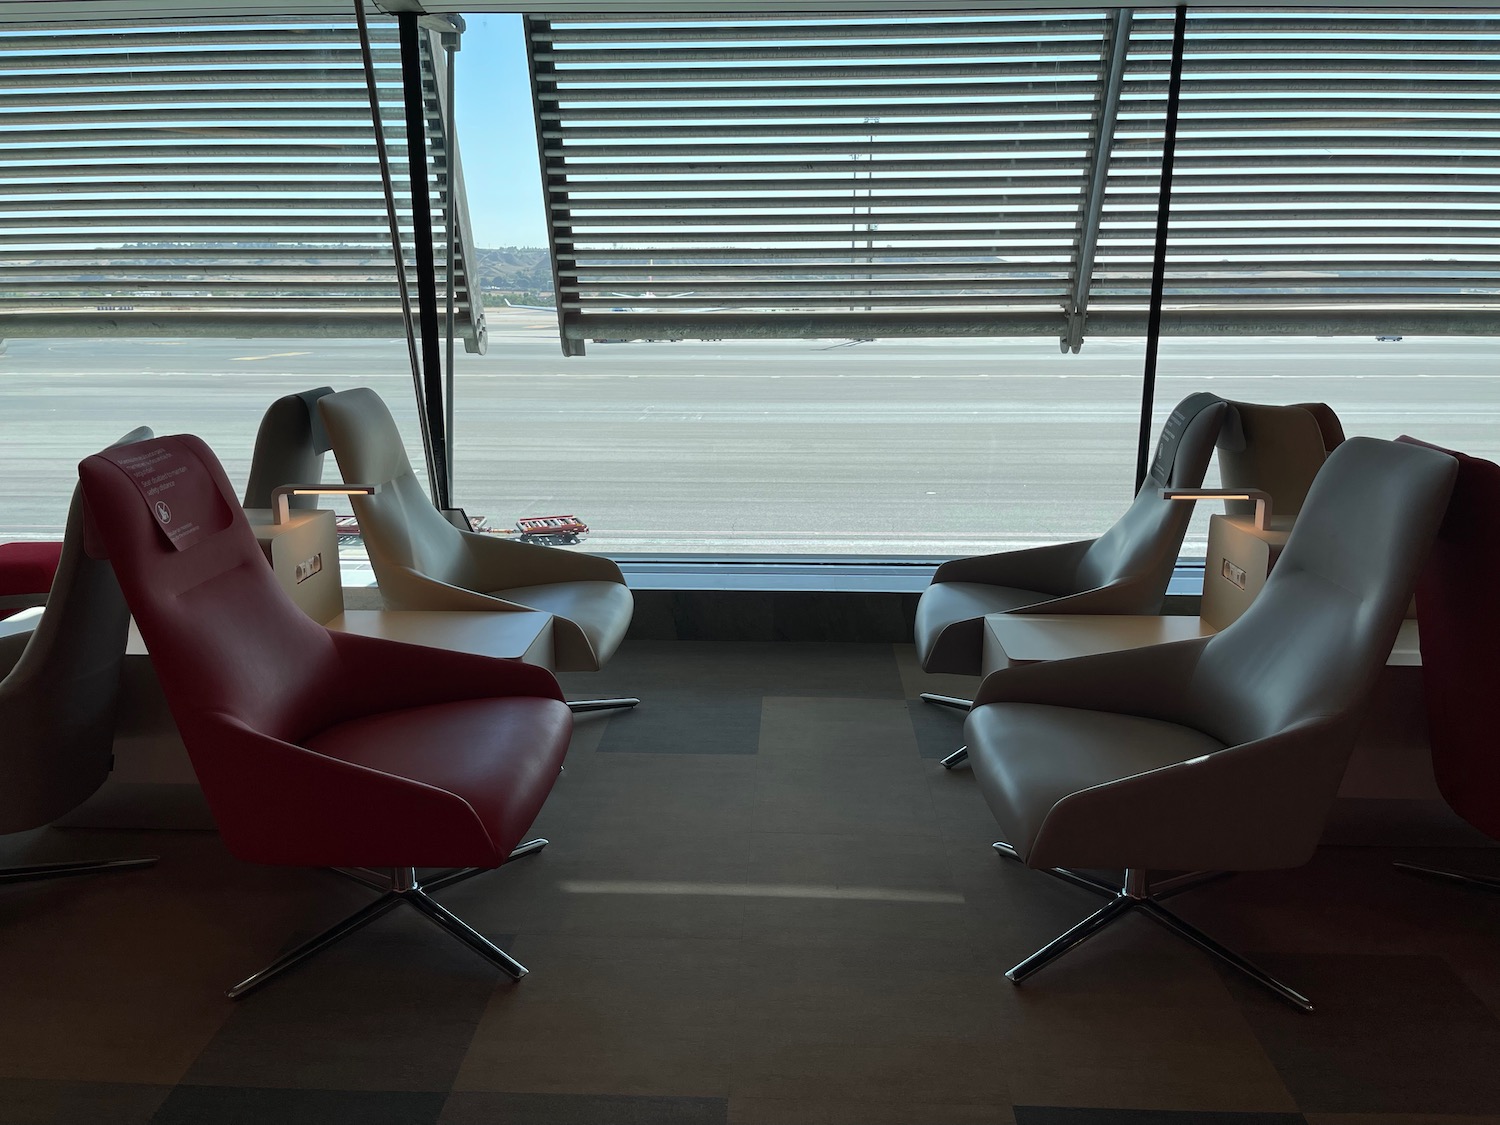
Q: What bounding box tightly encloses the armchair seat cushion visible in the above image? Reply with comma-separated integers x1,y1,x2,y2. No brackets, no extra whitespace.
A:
0,541,64,597
484,580,635,672
303,695,573,866
968,702,1224,866
915,581,1052,675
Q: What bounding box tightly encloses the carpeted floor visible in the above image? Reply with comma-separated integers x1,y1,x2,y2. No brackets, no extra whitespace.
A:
1,640,1499,1124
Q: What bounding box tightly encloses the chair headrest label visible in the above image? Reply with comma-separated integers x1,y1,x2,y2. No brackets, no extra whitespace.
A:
96,436,232,551
1150,392,1223,485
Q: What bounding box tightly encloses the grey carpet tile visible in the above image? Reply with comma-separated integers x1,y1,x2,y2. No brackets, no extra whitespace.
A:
0,1079,170,1125
1015,1112,1307,1125
439,1091,728,1125
560,640,907,701
531,752,763,835
593,691,763,755
148,1085,446,1125
1227,953,1500,1115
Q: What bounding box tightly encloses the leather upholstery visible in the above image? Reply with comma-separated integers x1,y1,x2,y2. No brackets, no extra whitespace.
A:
242,386,335,510
1216,400,1343,522
77,434,573,869
0,540,64,609
1396,436,1500,840
317,387,633,673
967,437,1457,874
0,428,152,833
916,394,1229,675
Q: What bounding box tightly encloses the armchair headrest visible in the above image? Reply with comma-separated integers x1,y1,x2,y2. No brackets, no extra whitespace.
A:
83,435,236,557
1146,392,1228,488
317,387,414,488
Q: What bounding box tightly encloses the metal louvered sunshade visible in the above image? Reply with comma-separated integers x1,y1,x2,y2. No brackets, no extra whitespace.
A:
528,10,1500,351
0,17,487,350
1104,11,1500,338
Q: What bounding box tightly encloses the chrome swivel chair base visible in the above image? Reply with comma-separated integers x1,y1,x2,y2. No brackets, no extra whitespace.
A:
992,844,1311,1012
1394,860,1500,893
939,746,970,769
0,855,158,886
920,693,973,712
227,838,549,1000
567,697,640,714
919,694,973,768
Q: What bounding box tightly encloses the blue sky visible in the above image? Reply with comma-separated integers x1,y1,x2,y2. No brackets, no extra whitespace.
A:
453,14,550,249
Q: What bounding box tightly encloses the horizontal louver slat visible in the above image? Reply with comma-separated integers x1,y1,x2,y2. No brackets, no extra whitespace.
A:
529,11,1116,347
532,9,1500,343
0,16,483,349
1091,9,1500,325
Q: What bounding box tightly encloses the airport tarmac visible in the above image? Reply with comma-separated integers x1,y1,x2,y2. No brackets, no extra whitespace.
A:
3,309,1498,557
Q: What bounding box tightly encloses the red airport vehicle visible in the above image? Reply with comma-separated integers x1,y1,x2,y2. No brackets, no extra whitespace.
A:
514,514,589,545
335,512,587,546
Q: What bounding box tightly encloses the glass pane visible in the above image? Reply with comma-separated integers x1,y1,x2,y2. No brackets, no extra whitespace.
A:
0,336,423,585
451,326,1147,557
1156,335,1500,555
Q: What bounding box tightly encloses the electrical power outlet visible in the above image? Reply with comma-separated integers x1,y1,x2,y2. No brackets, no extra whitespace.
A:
294,552,322,584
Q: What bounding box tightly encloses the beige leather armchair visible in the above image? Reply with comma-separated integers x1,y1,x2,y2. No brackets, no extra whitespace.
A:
318,388,635,695
964,436,1457,1010
1,429,159,887
916,392,1229,767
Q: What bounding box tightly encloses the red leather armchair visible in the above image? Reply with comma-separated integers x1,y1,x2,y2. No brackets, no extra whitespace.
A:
78,434,573,998
1396,436,1500,891
0,540,63,620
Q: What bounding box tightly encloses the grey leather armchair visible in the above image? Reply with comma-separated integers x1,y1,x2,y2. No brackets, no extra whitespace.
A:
318,388,636,708
242,386,335,510
965,436,1457,1011
915,392,1229,766
1216,399,1344,523
1,428,159,887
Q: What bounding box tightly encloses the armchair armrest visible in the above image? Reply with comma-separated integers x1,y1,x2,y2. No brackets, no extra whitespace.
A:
932,539,1094,594
459,530,626,588
375,564,556,613
326,628,564,715
1032,715,1356,872
1011,568,1167,617
972,636,1211,720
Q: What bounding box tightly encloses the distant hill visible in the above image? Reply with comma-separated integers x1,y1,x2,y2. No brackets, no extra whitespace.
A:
474,247,553,305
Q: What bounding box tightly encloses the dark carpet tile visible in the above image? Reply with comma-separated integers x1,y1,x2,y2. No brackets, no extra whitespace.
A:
439,1091,728,1124
1016,1111,1306,1125
149,1086,445,1125
907,698,967,759
1228,953,1500,1115
0,1079,170,1125
181,920,505,1092
593,691,762,754
561,641,905,701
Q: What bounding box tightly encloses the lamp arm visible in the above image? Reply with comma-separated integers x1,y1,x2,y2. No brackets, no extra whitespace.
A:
1161,487,1273,531
270,483,380,525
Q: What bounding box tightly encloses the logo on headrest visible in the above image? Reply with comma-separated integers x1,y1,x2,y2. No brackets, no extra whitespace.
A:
154,501,172,524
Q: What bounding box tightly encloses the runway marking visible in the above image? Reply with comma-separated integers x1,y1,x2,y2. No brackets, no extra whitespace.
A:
233,351,312,362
